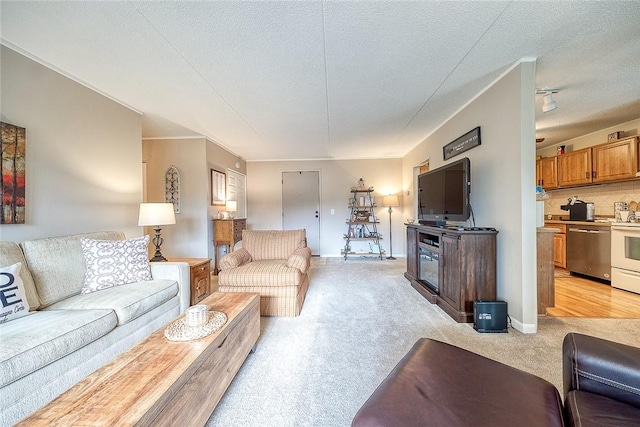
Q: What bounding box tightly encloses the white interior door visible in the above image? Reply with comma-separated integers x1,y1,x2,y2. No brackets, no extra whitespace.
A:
227,169,247,218
282,171,320,255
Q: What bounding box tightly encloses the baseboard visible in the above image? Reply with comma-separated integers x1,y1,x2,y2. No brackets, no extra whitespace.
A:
510,317,537,334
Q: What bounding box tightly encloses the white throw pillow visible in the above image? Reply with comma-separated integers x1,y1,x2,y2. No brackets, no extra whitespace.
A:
81,235,153,294
0,262,31,323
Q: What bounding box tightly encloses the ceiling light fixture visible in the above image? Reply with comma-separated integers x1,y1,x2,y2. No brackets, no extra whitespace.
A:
536,89,559,113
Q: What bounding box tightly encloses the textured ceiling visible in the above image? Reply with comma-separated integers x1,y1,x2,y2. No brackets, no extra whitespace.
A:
2,1,639,161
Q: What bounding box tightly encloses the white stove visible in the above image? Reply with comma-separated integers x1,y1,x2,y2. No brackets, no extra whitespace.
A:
611,223,640,294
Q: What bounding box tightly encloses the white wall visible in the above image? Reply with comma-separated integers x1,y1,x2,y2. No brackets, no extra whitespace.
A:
142,138,209,258
402,60,538,332
142,137,247,263
0,46,143,242
206,141,247,262
247,159,403,257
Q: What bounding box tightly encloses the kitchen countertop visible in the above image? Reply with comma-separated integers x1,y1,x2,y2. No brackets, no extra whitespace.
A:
538,227,560,233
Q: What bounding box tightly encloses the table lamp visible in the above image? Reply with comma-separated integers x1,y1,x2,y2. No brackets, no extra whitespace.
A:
382,195,400,260
138,203,176,262
226,200,237,219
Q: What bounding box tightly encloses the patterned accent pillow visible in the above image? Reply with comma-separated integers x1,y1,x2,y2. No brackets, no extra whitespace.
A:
81,235,152,294
0,262,32,323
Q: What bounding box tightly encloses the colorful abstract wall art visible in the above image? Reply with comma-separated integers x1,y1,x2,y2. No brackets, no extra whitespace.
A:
1,122,26,224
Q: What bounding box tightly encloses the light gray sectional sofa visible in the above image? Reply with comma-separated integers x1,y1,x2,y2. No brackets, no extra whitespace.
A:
0,231,190,426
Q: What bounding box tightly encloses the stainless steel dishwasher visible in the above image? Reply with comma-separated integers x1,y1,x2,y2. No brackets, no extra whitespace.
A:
566,224,611,281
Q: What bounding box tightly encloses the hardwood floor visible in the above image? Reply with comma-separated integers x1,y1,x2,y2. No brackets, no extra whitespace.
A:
547,269,640,318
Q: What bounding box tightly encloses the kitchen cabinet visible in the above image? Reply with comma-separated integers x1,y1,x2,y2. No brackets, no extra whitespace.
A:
553,224,567,268
546,222,567,268
557,147,592,187
536,156,558,189
592,136,639,183
554,232,567,268
549,136,640,189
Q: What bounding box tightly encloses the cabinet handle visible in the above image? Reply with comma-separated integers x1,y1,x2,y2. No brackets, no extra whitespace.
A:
585,172,589,179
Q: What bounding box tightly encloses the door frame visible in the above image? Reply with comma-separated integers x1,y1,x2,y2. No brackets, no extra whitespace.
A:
281,169,322,255
226,169,247,219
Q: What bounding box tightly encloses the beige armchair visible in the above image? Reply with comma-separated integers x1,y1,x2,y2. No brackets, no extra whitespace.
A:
217,229,311,316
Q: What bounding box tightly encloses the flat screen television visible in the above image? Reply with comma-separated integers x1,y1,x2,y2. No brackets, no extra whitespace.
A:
418,157,471,224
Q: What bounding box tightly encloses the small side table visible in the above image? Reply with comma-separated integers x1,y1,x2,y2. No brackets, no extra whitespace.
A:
213,218,246,274
167,258,211,305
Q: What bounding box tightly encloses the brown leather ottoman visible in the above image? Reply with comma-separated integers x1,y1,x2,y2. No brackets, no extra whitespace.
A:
352,338,564,426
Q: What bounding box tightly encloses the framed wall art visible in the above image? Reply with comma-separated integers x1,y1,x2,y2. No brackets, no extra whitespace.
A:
443,126,481,160
211,169,226,206
164,165,181,214
1,122,26,224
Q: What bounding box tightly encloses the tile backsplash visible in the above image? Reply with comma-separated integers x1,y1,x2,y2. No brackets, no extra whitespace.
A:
541,180,640,218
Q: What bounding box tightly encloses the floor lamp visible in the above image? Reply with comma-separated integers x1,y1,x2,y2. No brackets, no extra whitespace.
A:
138,203,176,262
382,195,399,260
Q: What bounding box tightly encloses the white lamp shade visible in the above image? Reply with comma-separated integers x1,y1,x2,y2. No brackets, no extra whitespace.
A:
138,203,176,226
226,200,237,212
382,195,399,207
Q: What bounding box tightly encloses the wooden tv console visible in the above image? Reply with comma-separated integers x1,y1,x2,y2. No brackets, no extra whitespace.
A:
405,223,498,322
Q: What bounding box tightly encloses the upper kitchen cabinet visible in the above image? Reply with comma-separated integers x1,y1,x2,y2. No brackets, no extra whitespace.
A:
557,147,593,187
542,136,640,189
536,156,558,189
592,136,639,183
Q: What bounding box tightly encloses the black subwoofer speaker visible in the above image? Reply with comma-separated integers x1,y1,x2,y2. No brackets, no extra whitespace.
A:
473,301,508,333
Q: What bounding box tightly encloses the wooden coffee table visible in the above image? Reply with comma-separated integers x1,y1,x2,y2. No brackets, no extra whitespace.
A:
19,292,260,426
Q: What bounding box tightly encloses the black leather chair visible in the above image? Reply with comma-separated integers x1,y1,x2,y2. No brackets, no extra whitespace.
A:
563,333,640,426
353,334,640,427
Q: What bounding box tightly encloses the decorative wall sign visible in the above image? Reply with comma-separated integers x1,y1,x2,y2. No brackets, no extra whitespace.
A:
211,169,226,206
164,165,181,214
1,122,26,224
443,126,481,160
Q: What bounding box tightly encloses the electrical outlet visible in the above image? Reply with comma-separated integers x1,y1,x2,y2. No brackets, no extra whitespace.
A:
330,209,335,215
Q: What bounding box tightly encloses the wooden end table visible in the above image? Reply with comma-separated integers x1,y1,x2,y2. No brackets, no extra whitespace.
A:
213,218,246,275
167,258,211,305
19,292,260,426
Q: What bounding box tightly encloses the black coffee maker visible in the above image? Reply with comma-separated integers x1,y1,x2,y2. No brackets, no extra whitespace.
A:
560,197,595,221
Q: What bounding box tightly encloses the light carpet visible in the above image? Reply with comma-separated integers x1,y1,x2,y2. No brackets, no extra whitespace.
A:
206,257,640,426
